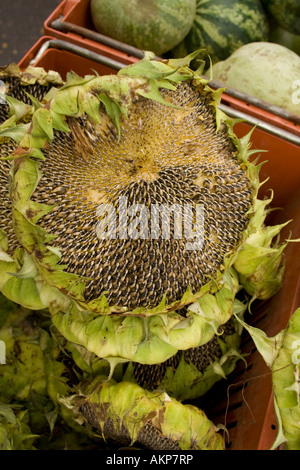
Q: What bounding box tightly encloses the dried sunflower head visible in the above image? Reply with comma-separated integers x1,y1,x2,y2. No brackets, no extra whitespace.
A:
0,64,63,256
0,53,289,369
61,375,225,450
0,53,294,451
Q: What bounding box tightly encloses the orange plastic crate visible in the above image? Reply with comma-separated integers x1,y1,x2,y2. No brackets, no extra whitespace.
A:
44,0,141,64
18,36,127,80
44,0,300,138
18,37,300,450
202,174,300,450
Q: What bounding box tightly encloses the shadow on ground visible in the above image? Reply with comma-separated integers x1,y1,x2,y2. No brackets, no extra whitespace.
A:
0,0,61,66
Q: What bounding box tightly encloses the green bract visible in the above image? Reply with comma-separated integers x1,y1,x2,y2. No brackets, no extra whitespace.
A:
123,310,245,401
235,307,300,450
0,295,67,448
0,294,69,403
0,294,108,450
61,375,225,450
0,402,38,450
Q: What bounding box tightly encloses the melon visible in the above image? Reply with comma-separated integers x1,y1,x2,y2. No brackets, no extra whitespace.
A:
209,42,300,115
270,23,300,55
90,0,196,56
261,0,300,35
170,0,269,66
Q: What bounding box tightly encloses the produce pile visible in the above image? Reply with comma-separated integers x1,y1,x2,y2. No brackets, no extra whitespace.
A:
0,53,299,450
90,0,300,114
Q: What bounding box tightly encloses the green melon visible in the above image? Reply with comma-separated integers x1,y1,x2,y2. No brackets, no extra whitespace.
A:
90,0,196,56
261,0,300,35
171,0,269,66
209,42,300,115
270,23,300,55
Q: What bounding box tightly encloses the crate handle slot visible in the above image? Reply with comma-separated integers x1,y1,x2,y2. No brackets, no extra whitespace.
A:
28,39,300,145
50,16,300,126
29,38,127,71
51,16,146,60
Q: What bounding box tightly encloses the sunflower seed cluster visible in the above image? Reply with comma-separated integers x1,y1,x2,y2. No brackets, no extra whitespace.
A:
132,318,236,389
32,81,253,309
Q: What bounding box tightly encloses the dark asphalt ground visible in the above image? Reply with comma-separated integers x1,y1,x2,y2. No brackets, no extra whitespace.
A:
0,0,61,66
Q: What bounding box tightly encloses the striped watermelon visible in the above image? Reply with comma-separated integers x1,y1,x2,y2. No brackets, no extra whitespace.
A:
261,0,300,35
90,0,197,56
170,0,269,66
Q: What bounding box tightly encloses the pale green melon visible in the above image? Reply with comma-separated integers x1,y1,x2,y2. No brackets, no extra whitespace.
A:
209,42,300,115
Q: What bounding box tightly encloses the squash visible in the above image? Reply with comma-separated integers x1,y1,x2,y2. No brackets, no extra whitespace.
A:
90,0,196,56
209,42,300,115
